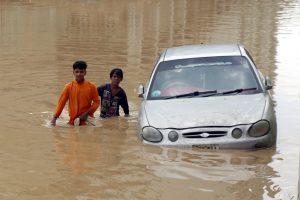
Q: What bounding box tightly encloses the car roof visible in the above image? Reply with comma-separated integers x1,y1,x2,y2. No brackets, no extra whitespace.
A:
163,44,243,61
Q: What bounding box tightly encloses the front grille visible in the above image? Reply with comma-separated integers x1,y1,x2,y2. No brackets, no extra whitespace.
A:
183,131,227,138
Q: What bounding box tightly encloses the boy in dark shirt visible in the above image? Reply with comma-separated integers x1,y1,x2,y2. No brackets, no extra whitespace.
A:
97,68,129,118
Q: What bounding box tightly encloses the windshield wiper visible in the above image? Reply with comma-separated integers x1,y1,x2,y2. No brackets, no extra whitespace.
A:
202,87,257,97
165,90,217,99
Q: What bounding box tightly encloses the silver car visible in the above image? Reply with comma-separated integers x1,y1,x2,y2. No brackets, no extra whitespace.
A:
137,44,277,149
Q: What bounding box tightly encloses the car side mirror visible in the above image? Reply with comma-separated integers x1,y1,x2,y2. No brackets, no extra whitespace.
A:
265,76,273,90
138,84,144,98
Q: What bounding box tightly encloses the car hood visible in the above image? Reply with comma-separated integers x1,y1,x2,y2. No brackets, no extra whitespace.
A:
144,94,266,128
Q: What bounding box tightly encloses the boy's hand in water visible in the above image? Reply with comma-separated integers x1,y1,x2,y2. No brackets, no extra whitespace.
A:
50,117,57,126
79,111,89,121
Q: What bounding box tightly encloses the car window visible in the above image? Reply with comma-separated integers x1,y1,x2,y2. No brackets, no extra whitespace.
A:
147,56,262,99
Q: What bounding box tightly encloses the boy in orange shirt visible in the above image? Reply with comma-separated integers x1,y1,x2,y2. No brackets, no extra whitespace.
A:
51,60,100,126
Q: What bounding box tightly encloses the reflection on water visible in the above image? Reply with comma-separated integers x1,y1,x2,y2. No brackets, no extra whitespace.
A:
52,117,132,175
53,127,105,174
141,146,281,199
143,147,256,182
0,0,299,199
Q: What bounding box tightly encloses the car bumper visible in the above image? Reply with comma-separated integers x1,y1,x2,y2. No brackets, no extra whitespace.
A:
139,126,276,149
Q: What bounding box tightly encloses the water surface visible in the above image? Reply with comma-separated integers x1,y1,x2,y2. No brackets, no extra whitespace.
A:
0,0,299,199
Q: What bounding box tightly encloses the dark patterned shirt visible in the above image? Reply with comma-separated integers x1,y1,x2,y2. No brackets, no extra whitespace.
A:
97,84,129,118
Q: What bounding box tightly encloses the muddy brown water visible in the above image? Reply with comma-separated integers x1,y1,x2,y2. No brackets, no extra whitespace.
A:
0,0,299,199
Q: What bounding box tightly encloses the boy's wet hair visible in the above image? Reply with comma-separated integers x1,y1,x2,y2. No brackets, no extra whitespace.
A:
73,60,87,70
110,68,123,79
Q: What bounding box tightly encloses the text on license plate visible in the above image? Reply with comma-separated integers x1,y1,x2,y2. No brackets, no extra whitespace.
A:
192,144,219,150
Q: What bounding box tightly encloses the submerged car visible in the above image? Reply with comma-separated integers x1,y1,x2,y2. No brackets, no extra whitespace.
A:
137,44,277,149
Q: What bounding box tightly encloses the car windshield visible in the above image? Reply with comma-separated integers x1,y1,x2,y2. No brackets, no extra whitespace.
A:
147,56,262,100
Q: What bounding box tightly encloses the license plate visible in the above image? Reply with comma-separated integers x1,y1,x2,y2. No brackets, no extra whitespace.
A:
192,144,219,150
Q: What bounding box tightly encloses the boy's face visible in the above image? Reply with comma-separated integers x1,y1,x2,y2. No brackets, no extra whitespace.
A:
73,68,86,83
110,73,122,86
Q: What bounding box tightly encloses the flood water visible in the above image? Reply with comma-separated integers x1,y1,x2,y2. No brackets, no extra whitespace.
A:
0,0,299,199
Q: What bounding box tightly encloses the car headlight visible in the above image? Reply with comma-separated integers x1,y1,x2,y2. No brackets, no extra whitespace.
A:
231,128,242,139
168,131,179,142
248,120,270,137
142,126,163,142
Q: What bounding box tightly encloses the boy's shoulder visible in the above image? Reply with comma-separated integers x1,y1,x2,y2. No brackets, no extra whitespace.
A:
65,80,75,87
98,83,110,90
97,83,110,92
83,80,97,87
118,86,127,95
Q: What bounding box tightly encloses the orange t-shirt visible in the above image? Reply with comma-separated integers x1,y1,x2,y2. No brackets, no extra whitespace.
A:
54,80,100,125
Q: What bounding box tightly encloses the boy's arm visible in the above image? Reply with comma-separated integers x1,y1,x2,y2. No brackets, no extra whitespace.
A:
78,84,100,122
88,84,100,115
51,85,70,126
97,84,105,98
120,90,129,116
